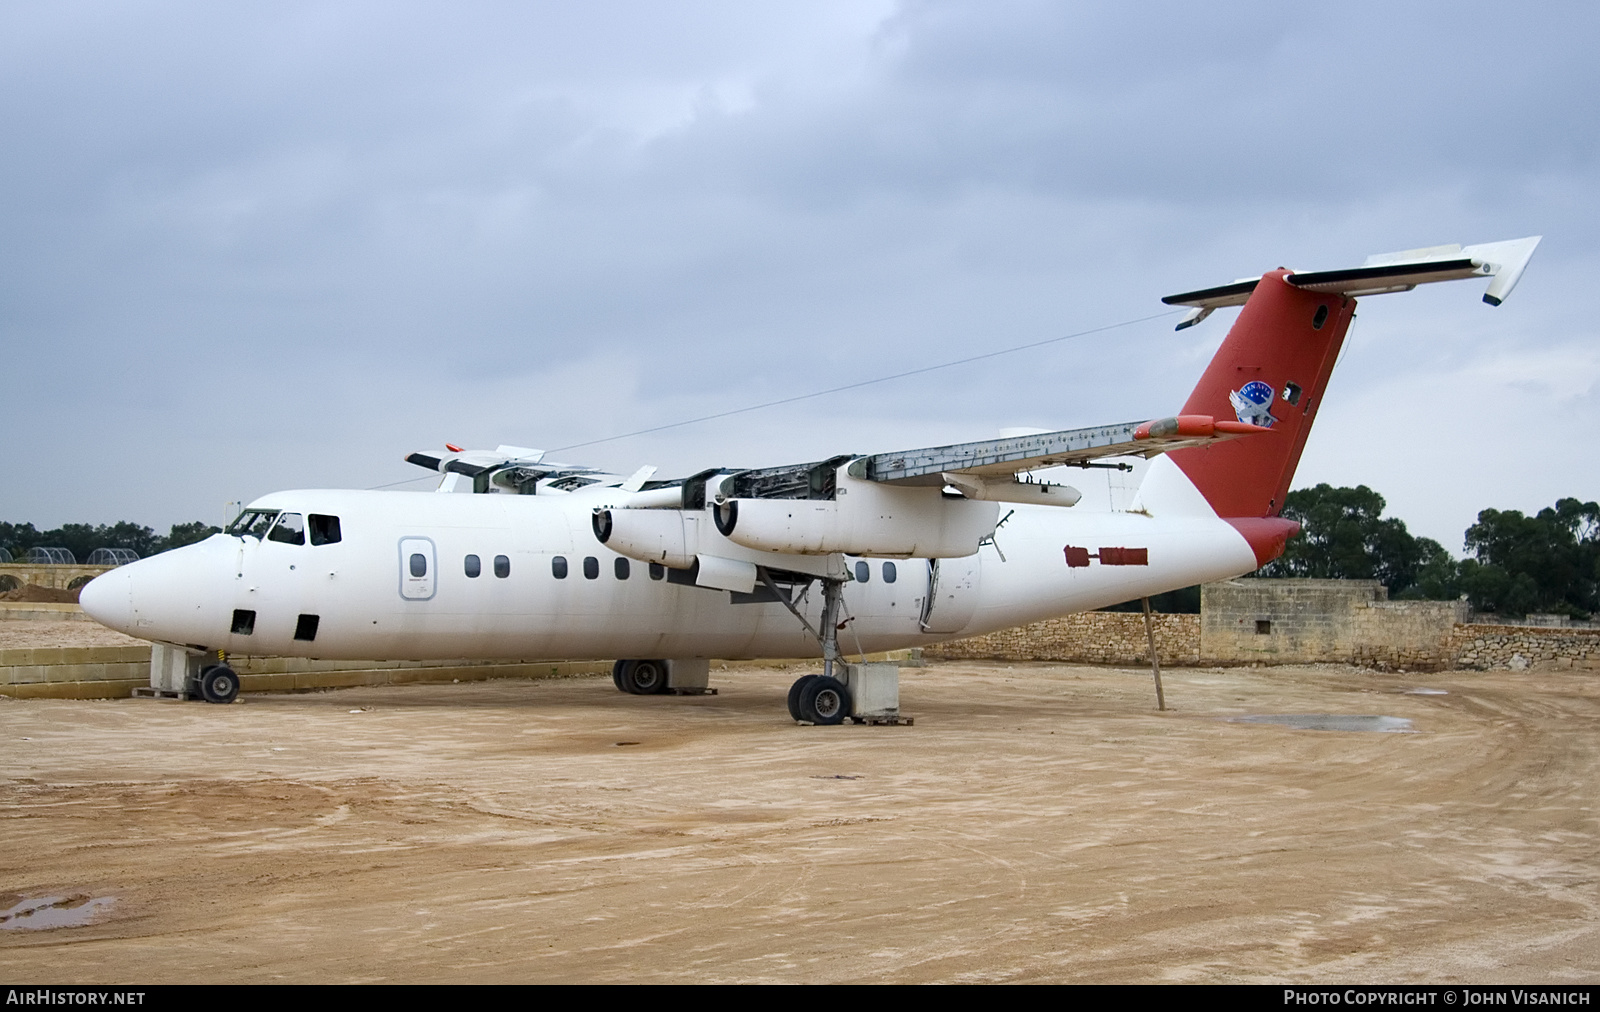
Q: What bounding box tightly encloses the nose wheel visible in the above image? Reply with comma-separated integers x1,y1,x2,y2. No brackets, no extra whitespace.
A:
198,664,239,704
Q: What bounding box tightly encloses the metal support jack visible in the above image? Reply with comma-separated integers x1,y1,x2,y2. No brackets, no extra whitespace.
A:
1141,596,1166,711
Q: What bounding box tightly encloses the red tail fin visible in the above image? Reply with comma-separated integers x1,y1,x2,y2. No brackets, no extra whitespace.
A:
1166,270,1355,519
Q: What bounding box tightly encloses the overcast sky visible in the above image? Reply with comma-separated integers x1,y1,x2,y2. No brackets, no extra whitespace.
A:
3,1,1596,551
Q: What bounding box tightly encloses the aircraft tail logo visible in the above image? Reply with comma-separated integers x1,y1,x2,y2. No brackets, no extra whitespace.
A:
1228,381,1278,428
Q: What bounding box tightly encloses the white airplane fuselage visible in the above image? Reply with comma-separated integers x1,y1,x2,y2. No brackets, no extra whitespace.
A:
81,457,1258,662
79,238,1542,688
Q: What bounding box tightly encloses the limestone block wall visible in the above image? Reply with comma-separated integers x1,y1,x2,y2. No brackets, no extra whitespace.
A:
0,645,613,699
1349,600,1470,670
0,563,115,590
1448,624,1600,670
923,611,1200,666
0,645,152,698
1201,578,1383,664
930,579,1475,671
0,602,95,622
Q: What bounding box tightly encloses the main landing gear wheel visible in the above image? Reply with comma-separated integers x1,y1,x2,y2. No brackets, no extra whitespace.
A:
612,660,628,692
787,674,819,721
797,675,850,726
617,659,672,695
199,664,239,704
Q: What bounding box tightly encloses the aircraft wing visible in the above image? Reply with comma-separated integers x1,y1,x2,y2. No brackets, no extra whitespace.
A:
853,414,1266,487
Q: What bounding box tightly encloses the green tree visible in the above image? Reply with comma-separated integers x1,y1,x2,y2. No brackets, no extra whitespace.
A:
1,519,221,562
1259,484,1444,596
1456,499,1600,617
156,522,222,552
0,521,41,561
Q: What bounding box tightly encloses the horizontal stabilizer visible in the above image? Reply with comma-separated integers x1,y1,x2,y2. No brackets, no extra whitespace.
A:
1163,235,1540,328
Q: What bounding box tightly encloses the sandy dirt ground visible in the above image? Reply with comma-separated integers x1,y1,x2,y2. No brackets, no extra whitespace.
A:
0,620,145,649
0,660,1596,984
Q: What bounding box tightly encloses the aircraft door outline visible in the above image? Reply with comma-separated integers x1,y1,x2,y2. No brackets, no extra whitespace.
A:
919,556,981,634
399,537,437,601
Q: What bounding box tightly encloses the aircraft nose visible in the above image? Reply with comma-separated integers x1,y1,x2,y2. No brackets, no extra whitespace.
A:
79,567,135,633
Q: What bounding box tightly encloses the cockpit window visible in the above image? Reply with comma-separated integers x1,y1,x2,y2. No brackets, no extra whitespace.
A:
226,510,280,538
267,512,306,545
309,514,341,546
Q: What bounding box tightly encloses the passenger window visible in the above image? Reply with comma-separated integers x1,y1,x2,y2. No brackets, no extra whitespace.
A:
410,553,427,578
614,557,630,580
552,556,568,579
267,513,306,545
464,554,481,578
649,563,664,581
854,560,870,583
583,556,599,580
308,514,342,545
883,561,897,584
494,555,510,578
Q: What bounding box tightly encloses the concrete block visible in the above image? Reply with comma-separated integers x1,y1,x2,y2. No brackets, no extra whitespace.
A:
842,662,900,718
150,643,202,693
668,658,710,690
289,669,373,690
238,672,296,693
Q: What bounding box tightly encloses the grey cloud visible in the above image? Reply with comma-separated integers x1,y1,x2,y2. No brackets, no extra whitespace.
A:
0,1,1594,538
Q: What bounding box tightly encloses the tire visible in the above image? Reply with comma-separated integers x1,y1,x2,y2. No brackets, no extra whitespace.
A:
799,675,850,726
199,665,239,704
612,660,629,693
625,659,670,695
787,675,819,722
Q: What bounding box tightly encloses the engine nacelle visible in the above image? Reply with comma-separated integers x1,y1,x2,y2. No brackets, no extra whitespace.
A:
714,473,998,558
592,506,697,568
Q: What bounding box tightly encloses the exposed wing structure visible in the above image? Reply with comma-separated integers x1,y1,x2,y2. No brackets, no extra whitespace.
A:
1163,235,1541,329
854,415,1265,487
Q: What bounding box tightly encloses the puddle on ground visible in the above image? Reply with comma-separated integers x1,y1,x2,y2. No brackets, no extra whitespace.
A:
0,895,116,931
1229,714,1414,733
1404,688,1449,695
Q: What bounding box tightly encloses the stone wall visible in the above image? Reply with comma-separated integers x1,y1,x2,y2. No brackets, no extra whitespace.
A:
1200,579,1469,670
1448,624,1600,671
923,611,1200,666
0,602,96,622
1349,600,1470,670
927,579,1579,672
0,645,614,700
0,563,115,591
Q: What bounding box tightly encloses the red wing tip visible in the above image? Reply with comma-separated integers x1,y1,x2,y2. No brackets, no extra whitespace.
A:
445,443,465,453
1136,414,1273,440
